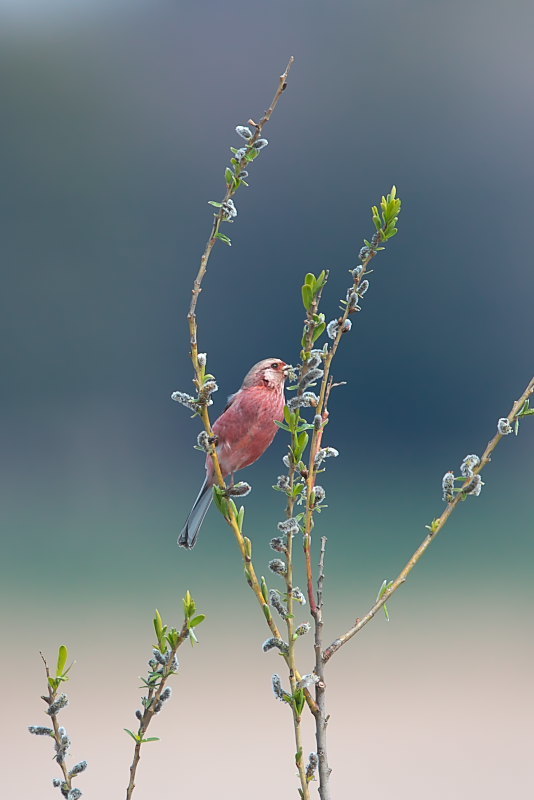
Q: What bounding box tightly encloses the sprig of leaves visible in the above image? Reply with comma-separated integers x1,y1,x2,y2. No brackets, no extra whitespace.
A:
47,644,73,691
514,398,534,435
371,185,401,242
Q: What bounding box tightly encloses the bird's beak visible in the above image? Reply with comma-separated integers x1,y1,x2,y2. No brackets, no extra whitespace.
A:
282,363,293,379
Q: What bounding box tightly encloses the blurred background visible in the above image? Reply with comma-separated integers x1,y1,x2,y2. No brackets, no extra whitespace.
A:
1,1,533,797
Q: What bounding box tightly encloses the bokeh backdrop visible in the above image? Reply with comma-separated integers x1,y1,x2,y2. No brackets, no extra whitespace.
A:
1,1,533,798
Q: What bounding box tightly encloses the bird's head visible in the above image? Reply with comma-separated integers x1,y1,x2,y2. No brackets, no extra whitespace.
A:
242,358,290,390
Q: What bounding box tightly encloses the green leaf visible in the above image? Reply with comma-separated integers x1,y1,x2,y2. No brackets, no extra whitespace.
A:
189,614,206,628
260,576,269,603
237,505,245,532
274,420,291,431
293,688,306,716
141,737,160,743
225,167,234,185
284,405,294,426
228,499,238,520
153,610,164,643
301,284,313,311
376,579,394,621
208,201,223,208
124,729,140,742
312,322,326,342
183,590,196,619
294,431,309,461
262,604,272,622
56,645,68,677
215,232,232,246
304,273,316,287
213,486,229,515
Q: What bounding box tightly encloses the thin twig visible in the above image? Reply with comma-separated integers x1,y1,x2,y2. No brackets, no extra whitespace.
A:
301,250,378,614
39,654,72,792
283,473,311,799
322,375,534,663
125,622,189,800
313,537,331,800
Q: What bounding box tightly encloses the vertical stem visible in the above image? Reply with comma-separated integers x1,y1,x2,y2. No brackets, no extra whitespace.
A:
125,624,188,799
40,655,72,793
286,483,311,799
314,537,331,799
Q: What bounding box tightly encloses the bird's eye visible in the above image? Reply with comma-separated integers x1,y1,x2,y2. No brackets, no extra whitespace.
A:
271,362,279,369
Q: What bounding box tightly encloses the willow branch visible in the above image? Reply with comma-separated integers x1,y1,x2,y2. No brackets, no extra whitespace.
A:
301,246,380,613
283,478,311,799
125,622,189,800
187,55,294,370
183,57,317,712
39,654,73,791
323,375,534,664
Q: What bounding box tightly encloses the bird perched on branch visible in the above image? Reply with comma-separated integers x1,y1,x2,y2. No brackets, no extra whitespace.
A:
179,358,289,549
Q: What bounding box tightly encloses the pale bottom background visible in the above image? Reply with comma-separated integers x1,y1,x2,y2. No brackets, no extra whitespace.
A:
8,591,533,799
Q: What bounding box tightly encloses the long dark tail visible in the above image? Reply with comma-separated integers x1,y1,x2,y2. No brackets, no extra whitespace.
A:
178,479,213,549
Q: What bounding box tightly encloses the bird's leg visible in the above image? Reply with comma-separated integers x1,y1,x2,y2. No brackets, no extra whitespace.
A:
229,472,236,488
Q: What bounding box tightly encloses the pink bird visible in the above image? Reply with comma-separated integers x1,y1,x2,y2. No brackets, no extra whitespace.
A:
179,358,289,548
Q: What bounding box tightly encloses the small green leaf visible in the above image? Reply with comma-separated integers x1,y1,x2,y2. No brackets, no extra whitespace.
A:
225,167,234,185
260,576,269,603
293,688,306,716
189,614,206,628
262,604,272,623
124,729,140,742
304,273,316,287
153,610,164,643
317,269,326,285
274,420,291,431
302,284,313,311
284,405,294,426
213,486,229,515
183,590,196,619
215,232,232,246
56,645,68,677
141,737,160,743
228,499,238,520
208,201,223,208
376,579,394,621
312,322,326,343
294,431,309,461
237,505,245,532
